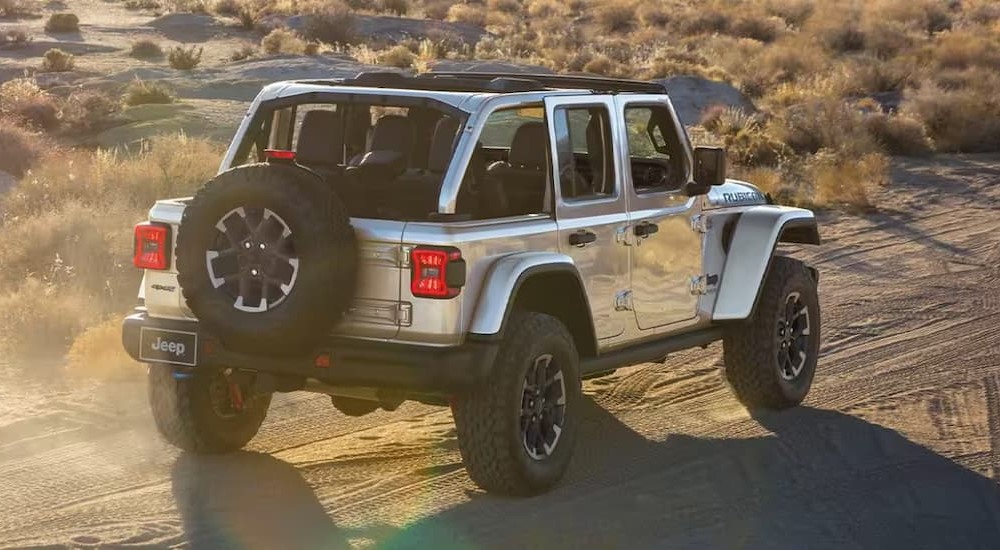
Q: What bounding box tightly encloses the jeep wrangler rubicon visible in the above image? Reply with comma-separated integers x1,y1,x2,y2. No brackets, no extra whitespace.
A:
122,72,821,496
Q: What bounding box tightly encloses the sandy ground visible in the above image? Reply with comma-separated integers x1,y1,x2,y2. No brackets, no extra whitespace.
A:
0,154,998,549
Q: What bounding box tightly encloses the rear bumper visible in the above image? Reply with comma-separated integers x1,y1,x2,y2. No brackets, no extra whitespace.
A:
122,312,498,393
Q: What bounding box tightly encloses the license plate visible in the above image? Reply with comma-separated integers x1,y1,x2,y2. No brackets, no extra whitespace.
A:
139,327,198,366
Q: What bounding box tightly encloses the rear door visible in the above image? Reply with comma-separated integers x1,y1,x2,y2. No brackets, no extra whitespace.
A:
615,96,703,331
544,95,631,344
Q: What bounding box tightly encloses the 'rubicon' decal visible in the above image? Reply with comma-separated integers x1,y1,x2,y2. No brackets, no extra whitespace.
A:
722,191,766,204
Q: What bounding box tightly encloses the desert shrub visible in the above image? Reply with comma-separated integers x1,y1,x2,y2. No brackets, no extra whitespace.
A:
379,44,415,68
164,0,209,12
770,100,881,157
237,3,258,28
488,0,519,14
902,82,1000,153
0,0,38,17
0,121,45,177
595,0,636,33
582,54,622,76
230,42,256,60
41,47,75,71
168,45,203,69
380,0,408,15
764,0,813,27
673,9,730,36
343,0,373,9
526,0,567,19
130,38,163,58
703,107,785,167
860,19,916,59
0,77,43,113
123,0,162,9
304,3,356,44
446,3,486,26
261,27,306,54
10,94,60,130
0,27,31,48
862,112,933,156
303,41,320,55
212,0,240,16
124,79,175,105
423,0,451,20
730,15,785,43
62,90,120,134
749,38,827,89
928,30,1000,71
867,0,952,35
44,13,80,32
637,3,670,27
808,150,888,211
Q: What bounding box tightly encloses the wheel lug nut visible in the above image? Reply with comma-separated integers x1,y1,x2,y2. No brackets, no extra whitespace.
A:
259,243,266,250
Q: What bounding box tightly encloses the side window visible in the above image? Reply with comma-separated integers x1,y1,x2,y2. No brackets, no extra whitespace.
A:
624,105,687,193
554,106,615,202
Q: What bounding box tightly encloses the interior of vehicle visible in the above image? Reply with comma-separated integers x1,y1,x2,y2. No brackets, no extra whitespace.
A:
233,97,687,222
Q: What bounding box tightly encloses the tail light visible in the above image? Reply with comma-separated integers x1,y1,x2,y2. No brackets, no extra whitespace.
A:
410,246,465,299
133,222,171,270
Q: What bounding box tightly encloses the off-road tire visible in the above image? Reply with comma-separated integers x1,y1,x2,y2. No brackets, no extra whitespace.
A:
723,256,820,410
452,312,582,496
147,366,271,453
175,163,355,355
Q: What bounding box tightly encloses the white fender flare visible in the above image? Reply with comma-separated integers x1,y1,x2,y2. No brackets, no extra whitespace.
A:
712,206,819,321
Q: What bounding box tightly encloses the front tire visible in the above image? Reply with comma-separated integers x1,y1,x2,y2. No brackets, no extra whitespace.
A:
723,256,821,410
453,312,582,496
148,366,271,453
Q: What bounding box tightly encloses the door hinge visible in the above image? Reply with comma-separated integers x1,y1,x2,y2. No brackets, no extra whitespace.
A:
690,214,710,234
615,225,634,246
614,290,633,311
690,274,719,295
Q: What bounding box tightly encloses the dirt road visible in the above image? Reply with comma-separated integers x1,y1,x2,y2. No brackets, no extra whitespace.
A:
2,155,999,549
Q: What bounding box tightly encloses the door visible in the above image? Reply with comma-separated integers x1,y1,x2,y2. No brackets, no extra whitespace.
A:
616,97,704,330
544,96,631,341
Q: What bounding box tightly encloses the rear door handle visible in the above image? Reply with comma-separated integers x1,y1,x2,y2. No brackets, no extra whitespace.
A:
634,222,659,238
568,230,597,247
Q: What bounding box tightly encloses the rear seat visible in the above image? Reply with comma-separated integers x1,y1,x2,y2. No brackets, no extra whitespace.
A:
485,121,549,215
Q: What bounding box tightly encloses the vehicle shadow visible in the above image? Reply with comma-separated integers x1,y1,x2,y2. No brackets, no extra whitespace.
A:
384,401,1000,550
171,451,375,550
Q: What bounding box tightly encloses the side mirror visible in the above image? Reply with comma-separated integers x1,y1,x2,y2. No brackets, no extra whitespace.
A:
693,146,727,187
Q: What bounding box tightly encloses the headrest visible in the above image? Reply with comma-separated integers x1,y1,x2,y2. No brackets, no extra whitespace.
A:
296,109,343,164
508,121,547,170
427,116,461,173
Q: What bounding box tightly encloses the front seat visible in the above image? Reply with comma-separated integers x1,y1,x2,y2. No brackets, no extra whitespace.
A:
486,121,549,215
295,110,344,178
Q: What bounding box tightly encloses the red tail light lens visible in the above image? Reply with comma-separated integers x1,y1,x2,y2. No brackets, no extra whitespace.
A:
265,149,296,161
411,246,465,299
133,222,171,270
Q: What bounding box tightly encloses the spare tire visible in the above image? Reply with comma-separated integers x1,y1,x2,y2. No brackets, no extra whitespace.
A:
175,163,355,355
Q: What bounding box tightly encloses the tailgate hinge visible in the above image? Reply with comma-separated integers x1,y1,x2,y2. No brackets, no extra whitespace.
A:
690,274,719,295
614,290,633,311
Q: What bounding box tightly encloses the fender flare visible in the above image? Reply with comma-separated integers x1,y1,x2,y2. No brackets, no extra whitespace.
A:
712,206,820,321
468,251,593,341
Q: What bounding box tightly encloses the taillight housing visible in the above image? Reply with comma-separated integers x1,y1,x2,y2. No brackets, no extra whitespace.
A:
410,246,465,299
133,222,171,270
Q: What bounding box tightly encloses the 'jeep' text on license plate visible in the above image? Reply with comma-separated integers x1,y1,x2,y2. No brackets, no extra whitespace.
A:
139,327,198,366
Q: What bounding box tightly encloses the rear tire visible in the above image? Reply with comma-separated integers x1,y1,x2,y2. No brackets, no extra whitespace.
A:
452,312,581,496
148,366,271,453
723,256,821,410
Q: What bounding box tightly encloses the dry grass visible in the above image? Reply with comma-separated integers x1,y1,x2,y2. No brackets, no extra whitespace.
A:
0,135,221,359
304,2,356,44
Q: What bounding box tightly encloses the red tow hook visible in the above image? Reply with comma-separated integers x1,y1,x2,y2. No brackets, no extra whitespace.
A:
228,382,245,412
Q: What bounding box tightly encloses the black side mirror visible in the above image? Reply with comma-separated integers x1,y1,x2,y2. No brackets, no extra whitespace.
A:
693,146,727,188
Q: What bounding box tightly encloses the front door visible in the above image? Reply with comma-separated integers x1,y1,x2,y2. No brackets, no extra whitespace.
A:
616,96,703,330
545,96,631,342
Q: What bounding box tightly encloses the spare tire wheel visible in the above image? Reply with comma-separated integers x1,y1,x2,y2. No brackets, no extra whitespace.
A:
175,164,356,355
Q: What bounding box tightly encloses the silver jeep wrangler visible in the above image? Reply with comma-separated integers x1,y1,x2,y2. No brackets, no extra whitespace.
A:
123,72,821,496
